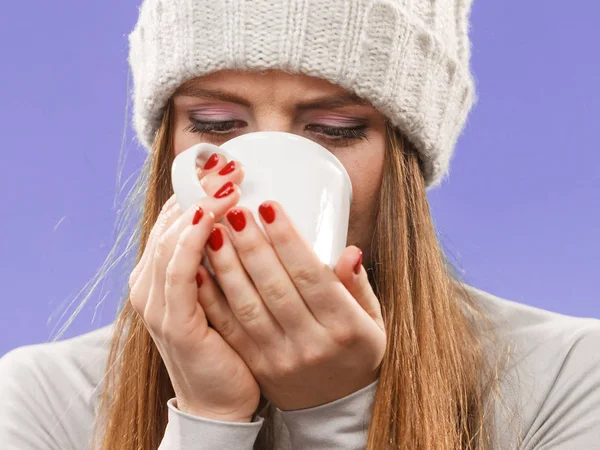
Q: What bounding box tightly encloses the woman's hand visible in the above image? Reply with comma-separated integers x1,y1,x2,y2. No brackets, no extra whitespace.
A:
198,202,386,411
128,154,261,423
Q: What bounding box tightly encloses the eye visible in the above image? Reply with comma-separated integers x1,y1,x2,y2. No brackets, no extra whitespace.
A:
304,124,369,143
183,119,370,144
183,119,244,135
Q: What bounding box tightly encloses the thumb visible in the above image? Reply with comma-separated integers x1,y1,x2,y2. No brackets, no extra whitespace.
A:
335,246,384,332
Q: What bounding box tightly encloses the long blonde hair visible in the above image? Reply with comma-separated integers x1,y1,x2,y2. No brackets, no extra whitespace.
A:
90,97,506,450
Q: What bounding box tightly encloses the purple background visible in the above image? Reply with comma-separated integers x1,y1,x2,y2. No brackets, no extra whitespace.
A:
1,1,598,357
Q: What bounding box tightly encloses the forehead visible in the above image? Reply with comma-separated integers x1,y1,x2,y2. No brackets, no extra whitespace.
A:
174,69,373,109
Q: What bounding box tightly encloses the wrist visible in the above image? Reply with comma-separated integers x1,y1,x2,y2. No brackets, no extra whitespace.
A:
175,399,253,423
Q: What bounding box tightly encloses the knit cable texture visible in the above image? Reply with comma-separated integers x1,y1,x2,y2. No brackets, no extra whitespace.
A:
129,0,476,189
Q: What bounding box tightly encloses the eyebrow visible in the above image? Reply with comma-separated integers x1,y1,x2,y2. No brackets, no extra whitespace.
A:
174,85,373,111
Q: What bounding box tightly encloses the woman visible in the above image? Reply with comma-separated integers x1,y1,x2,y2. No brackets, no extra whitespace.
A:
1,0,599,449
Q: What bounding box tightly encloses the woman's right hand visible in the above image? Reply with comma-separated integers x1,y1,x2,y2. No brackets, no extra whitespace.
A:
128,154,260,423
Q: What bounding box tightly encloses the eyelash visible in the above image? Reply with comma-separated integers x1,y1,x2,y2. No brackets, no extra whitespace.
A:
183,119,369,144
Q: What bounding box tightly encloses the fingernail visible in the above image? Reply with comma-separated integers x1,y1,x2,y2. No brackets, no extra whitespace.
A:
196,272,203,288
259,202,276,224
227,209,246,232
218,161,236,176
203,153,219,170
208,227,224,251
214,181,235,199
192,206,204,225
353,250,363,275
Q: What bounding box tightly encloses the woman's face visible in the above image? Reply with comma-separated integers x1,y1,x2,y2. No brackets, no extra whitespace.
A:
172,69,387,264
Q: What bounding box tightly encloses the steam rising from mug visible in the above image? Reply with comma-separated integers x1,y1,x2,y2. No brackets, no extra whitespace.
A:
171,131,353,268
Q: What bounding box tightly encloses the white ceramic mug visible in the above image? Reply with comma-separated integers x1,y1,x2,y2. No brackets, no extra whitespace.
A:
171,131,353,268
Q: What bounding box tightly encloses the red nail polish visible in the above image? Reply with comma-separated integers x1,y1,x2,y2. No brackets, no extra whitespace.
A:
203,153,219,170
214,181,234,199
208,227,224,251
227,209,246,232
218,161,236,176
259,203,276,224
192,206,204,225
353,250,363,275
196,272,203,288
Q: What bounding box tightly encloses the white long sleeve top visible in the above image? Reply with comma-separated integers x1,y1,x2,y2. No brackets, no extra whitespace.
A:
1,284,599,449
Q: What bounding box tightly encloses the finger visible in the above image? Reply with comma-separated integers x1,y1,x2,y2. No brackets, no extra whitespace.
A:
206,224,284,346
200,160,245,197
334,246,385,332
149,183,241,313
196,152,227,180
134,194,181,280
164,207,216,324
257,201,359,327
195,264,259,355
129,195,182,314
223,207,315,336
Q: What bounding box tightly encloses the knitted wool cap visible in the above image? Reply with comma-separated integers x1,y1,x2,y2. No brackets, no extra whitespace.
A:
129,0,476,189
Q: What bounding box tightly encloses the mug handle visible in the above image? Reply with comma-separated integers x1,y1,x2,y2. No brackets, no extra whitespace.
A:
171,142,235,212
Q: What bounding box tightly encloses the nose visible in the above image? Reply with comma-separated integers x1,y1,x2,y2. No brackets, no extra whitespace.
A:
252,109,295,134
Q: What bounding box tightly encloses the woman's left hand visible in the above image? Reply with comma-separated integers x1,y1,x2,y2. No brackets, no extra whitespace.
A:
197,201,386,411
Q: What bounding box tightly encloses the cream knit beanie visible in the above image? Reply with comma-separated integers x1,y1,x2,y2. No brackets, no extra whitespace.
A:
129,0,476,189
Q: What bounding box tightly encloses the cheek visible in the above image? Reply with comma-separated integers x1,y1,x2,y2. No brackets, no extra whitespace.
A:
331,142,384,262
341,139,385,223
173,115,199,156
